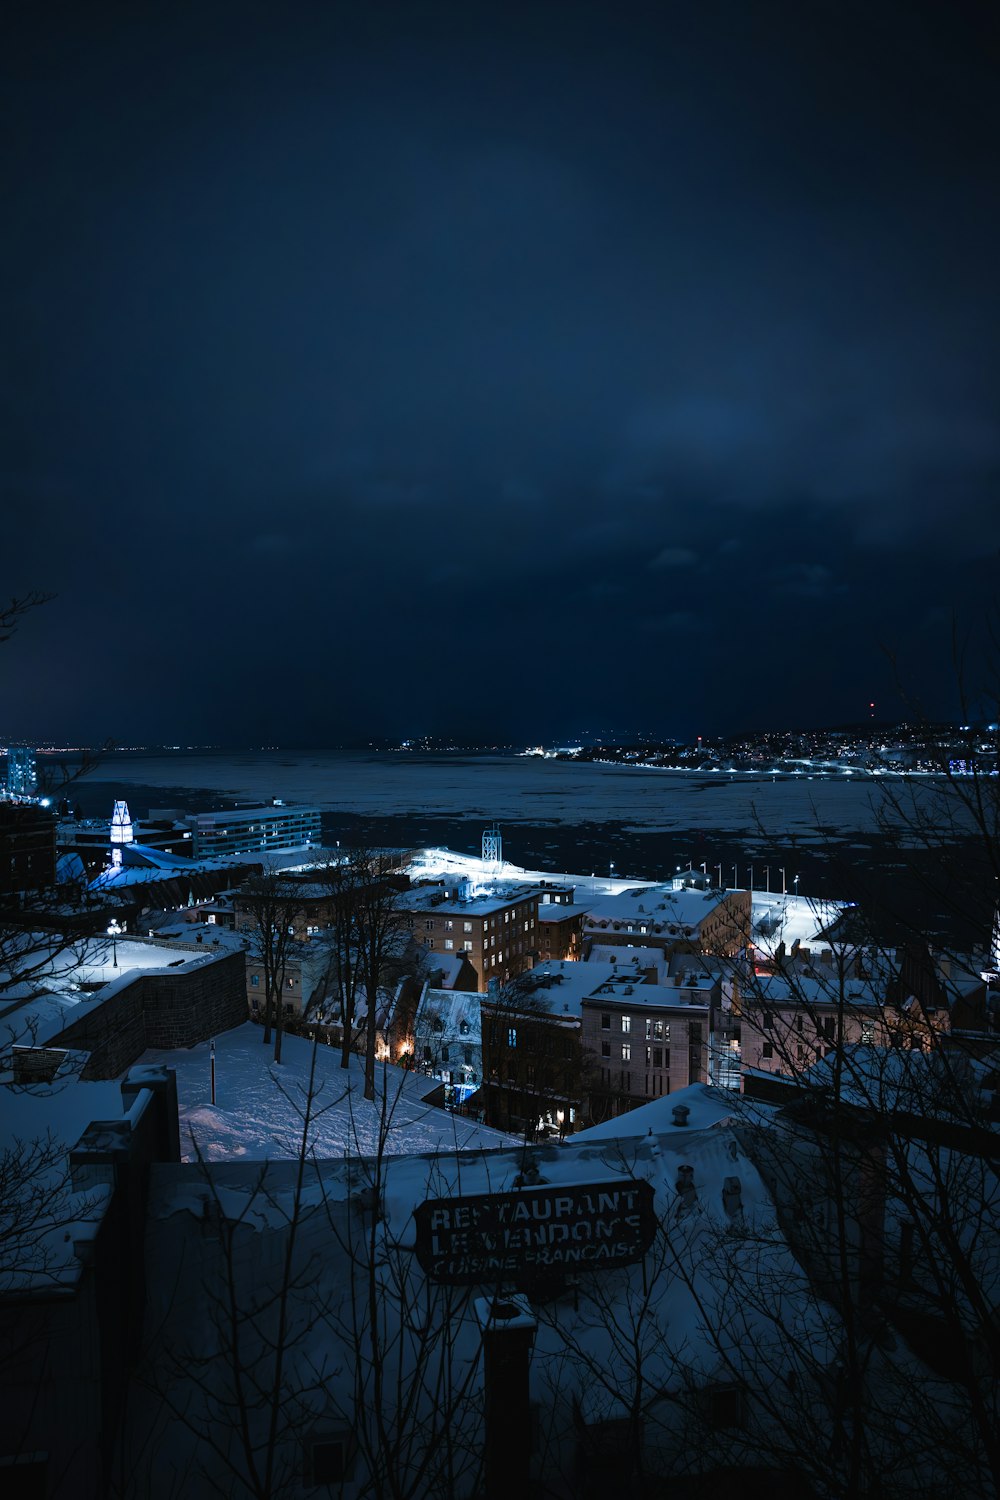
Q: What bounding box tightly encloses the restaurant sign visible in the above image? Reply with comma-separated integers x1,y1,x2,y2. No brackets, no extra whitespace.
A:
413,1179,656,1285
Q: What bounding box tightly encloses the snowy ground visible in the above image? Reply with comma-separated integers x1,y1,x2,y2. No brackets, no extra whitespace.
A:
138,1024,519,1162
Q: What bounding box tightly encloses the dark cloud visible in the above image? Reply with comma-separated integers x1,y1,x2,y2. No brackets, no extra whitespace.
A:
1,1,998,743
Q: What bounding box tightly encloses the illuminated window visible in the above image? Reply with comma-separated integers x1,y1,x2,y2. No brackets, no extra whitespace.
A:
463,940,473,951
444,939,454,950
444,919,454,931
621,1015,631,1034
464,921,473,933
621,1043,631,1062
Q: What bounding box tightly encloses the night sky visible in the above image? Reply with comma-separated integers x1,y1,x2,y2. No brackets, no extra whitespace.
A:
3,2,998,746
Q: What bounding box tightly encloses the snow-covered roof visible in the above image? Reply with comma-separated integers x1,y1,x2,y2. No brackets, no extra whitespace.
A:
415,987,482,1043
744,972,884,1011
504,958,648,1019
573,1083,738,1142
584,884,732,933
588,943,670,981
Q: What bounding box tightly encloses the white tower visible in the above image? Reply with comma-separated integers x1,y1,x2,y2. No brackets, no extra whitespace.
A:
482,824,502,871
110,800,134,869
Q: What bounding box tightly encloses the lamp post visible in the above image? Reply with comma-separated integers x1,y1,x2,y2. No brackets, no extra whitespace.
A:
609,861,615,888
747,865,754,891
779,867,786,896
107,919,122,969
794,874,800,901
764,866,770,894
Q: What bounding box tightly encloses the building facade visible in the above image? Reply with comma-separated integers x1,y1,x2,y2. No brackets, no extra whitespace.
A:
187,802,322,858
400,886,540,993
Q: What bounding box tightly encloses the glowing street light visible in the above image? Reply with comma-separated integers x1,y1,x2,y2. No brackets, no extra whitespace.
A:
107,918,123,968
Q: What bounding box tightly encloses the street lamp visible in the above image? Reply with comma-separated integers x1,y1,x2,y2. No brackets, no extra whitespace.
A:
779,867,786,896
794,874,800,900
609,861,615,888
107,918,122,968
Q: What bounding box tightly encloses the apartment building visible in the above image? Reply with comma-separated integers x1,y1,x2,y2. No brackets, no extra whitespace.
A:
738,966,951,1078
583,884,751,959
186,801,321,858
580,968,713,1120
400,885,540,993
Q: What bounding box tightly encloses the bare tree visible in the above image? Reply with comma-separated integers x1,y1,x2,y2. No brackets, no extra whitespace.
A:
240,871,305,1064
345,848,410,1101
125,1042,491,1499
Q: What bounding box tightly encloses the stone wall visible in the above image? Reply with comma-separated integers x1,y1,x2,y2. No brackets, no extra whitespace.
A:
50,949,246,1079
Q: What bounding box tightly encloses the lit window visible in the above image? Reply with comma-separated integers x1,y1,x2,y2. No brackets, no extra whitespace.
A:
464,921,473,933
621,1015,631,1034
508,1028,517,1048
463,940,473,951
622,1042,631,1062
444,939,454,950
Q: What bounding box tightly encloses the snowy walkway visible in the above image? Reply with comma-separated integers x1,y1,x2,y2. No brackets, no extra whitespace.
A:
139,1024,518,1162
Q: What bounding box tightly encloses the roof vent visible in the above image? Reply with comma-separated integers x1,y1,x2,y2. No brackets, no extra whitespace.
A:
672,1104,691,1127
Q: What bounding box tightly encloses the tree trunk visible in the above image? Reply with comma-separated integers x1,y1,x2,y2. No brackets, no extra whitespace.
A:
363,981,377,1100
339,963,354,1070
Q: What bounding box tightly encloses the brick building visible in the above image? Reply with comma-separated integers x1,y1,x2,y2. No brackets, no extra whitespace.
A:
583,884,751,959
0,800,56,893
580,967,715,1121
400,885,541,993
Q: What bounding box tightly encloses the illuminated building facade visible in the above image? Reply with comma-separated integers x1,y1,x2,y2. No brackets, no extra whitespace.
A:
5,745,37,798
186,802,321,858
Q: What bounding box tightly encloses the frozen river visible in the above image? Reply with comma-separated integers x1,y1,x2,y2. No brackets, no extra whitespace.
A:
73,748,966,846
